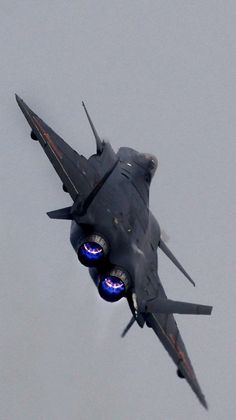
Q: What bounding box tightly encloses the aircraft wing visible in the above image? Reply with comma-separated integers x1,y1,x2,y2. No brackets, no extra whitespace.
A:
15,95,97,201
145,277,208,409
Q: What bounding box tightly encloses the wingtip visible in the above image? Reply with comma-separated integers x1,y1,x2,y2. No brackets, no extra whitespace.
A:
15,93,21,103
184,269,195,287
182,273,195,287
201,397,208,410
15,94,25,109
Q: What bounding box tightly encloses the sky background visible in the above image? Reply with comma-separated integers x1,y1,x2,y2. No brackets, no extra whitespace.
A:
1,1,236,419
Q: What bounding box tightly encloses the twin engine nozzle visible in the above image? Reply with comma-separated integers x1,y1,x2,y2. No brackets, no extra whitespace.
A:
77,234,109,267
98,267,131,302
77,234,130,302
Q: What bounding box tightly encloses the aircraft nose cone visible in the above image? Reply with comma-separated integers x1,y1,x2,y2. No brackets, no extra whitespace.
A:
144,154,158,169
139,153,158,177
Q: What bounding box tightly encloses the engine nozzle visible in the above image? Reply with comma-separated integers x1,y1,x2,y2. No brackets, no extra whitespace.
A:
98,267,131,302
77,234,108,267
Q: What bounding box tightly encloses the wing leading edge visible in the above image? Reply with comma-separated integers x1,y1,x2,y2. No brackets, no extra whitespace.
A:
146,310,208,409
144,273,209,409
15,94,97,201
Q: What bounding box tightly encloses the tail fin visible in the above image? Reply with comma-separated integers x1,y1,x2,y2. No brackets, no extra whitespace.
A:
159,239,195,287
82,101,103,155
72,159,119,217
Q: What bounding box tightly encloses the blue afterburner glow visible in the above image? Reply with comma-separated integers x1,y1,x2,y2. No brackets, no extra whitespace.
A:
99,276,125,302
78,242,104,266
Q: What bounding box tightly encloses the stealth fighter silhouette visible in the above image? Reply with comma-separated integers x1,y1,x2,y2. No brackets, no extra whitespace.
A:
16,95,212,409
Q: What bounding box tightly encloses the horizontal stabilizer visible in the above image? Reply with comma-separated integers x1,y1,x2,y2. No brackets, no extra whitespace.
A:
145,298,212,315
159,239,195,287
47,206,72,220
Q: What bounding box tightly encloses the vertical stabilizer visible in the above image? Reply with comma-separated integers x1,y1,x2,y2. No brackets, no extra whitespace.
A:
82,101,103,154
72,159,118,216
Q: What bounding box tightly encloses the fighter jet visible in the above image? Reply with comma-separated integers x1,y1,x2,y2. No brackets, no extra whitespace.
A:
16,95,212,409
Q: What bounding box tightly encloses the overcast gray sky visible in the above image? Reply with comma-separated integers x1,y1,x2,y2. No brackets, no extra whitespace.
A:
1,1,236,419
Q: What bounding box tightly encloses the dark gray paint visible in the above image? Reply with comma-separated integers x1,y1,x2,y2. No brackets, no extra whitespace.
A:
2,4,236,419
16,96,212,409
